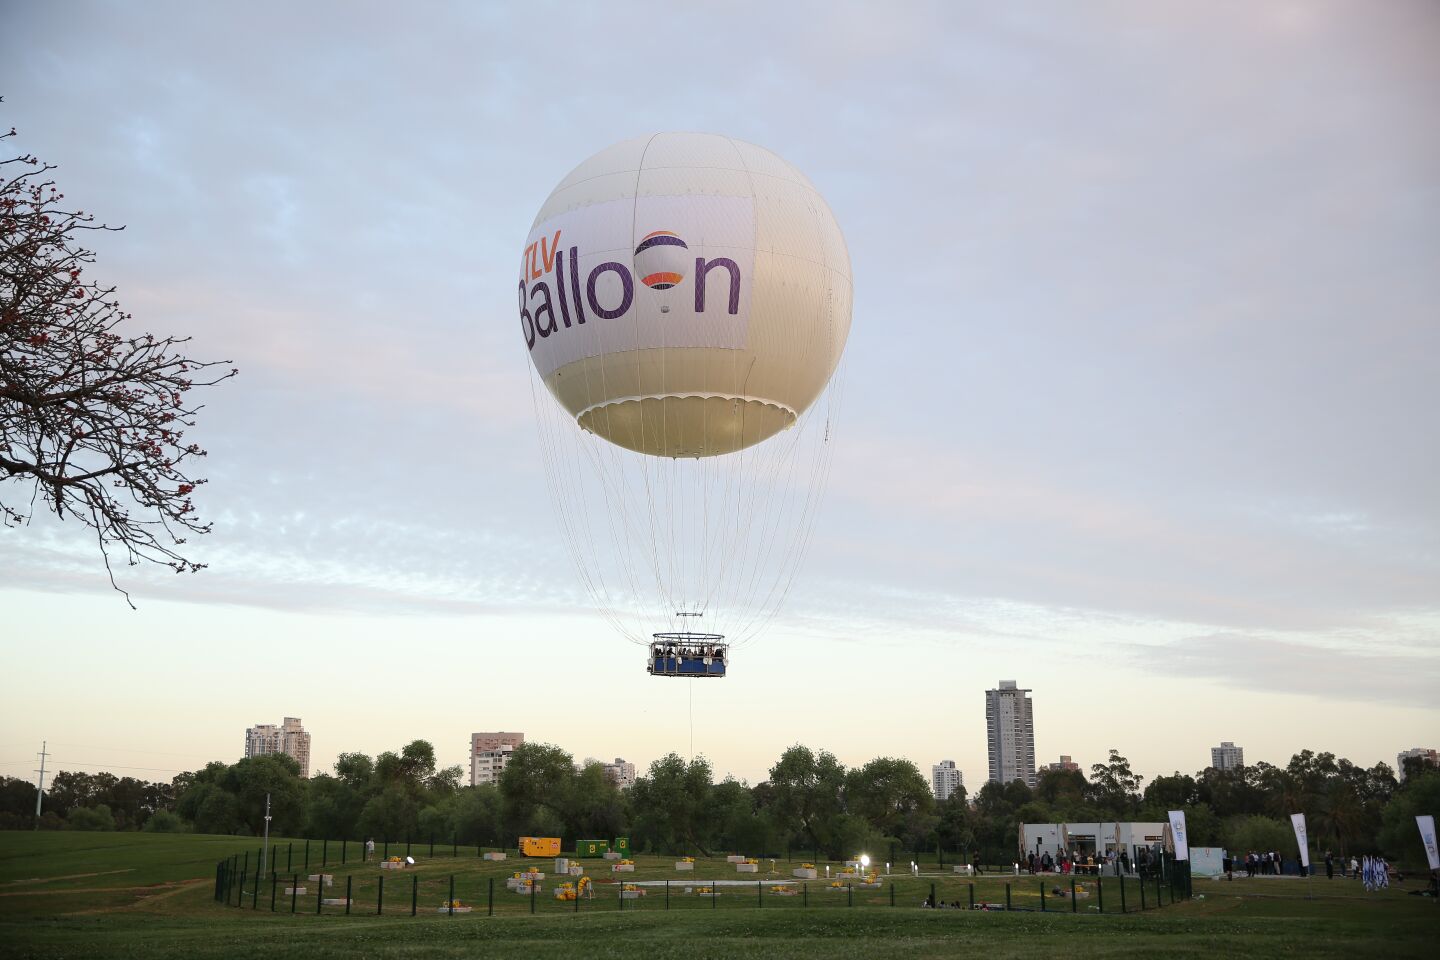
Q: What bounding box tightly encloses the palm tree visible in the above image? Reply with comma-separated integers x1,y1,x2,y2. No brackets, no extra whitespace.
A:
1313,780,1364,858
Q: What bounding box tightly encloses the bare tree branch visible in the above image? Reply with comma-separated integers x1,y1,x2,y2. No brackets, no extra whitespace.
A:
1,118,237,604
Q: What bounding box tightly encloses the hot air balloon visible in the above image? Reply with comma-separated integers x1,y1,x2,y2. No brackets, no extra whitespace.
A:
520,133,851,677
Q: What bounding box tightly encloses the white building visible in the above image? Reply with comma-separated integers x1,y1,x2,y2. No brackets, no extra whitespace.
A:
1020,821,1167,866
931,760,963,801
1210,741,1244,771
469,731,524,787
243,717,311,778
1397,747,1438,781
601,757,637,790
986,681,1036,788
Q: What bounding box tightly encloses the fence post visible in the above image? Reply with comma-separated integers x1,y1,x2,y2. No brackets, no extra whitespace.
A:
271,872,277,911
529,878,534,915
236,870,245,908
316,876,323,914
1120,873,1126,913
758,880,763,908
252,871,259,910
848,883,853,907
1140,873,1146,910
1006,882,1012,911
323,838,328,867
488,877,494,916
620,880,625,911
968,883,974,909
712,882,717,909
287,842,293,873
291,874,298,913
666,880,670,910
430,834,435,859
453,834,457,858
243,851,250,877
384,838,389,861
342,838,347,865
344,875,352,915
1041,881,1046,912
804,882,808,907
1098,877,1103,913
411,874,418,916
1071,879,1077,913
378,874,384,915
452,875,457,916
1156,871,1163,908
890,883,895,907
304,839,309,873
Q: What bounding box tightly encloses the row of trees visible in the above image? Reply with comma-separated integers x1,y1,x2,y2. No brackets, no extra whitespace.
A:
3,744,1435,868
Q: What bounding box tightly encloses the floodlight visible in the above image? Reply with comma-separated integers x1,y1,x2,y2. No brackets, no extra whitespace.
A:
405,856,415,865
860,854,870,868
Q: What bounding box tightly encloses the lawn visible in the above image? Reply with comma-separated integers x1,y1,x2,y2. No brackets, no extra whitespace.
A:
1,832,1432,958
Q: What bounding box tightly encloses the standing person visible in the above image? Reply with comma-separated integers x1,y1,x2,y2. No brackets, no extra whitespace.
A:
1349,855,1359,880
1325,851,1334,879
365,837,375,860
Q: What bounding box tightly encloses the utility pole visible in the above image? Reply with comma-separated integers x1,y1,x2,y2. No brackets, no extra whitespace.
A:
33,742,49,830
261,794,272,877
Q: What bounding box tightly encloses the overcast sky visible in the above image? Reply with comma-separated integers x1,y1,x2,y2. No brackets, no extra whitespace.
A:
2,0,1437,791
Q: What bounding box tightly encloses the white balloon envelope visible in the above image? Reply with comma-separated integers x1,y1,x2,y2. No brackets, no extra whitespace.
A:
521,133,852,655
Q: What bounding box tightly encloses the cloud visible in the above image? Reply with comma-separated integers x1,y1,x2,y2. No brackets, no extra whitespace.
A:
1125,630,1440,704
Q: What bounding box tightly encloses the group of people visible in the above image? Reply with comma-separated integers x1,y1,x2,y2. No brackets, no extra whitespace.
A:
1220,849,1404,884
1227,850,1287,877
1021,847,1138,877
649,642,725,664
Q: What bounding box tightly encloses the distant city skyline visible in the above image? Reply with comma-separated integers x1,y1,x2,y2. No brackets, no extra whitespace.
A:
931,760,963,802
1211,742,1245,772
3,2,1436,786
243,717,311,779
1043,755,1082,774
469,732,524,788
5,684,1424,792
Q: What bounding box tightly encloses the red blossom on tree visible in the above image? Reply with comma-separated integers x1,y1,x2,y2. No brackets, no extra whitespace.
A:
1,120,237,604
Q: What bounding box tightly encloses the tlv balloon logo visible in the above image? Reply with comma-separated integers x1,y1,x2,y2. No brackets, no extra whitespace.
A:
634,230,688,290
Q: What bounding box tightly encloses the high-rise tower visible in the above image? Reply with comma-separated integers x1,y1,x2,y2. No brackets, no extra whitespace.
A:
985,681,1036,788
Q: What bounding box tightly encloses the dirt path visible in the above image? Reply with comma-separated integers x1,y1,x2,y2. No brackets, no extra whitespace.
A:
5,869,133,886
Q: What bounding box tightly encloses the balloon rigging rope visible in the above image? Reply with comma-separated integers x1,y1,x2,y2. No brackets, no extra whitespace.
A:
526,149,846,654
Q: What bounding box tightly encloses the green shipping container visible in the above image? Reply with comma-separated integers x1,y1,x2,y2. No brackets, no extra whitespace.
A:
612,837,630,857
576,839,610,857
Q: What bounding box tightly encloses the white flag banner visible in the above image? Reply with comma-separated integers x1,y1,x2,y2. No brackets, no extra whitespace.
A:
1290,813,1310,868
1418,815,1440,870
1167,810,1190,861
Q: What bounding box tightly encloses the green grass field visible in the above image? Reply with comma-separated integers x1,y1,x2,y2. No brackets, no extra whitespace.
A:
1,832,1433,958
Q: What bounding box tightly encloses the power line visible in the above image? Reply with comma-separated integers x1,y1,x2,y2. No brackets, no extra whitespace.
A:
46,741,221,760
18,759,196,775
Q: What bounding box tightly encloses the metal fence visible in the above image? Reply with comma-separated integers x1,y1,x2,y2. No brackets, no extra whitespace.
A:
211,853,1193,919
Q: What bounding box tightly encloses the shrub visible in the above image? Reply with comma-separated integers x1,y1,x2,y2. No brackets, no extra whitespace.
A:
67,804,116,831
143,810,186,833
